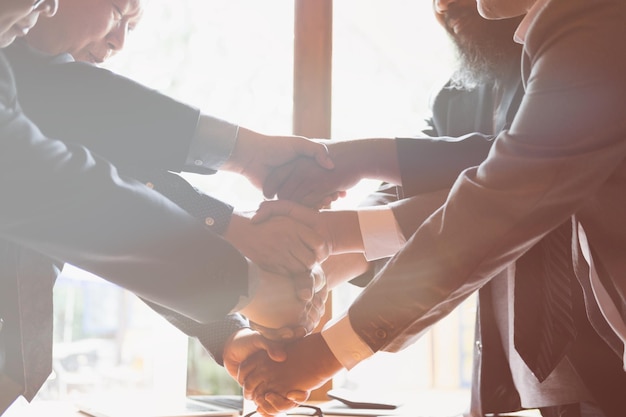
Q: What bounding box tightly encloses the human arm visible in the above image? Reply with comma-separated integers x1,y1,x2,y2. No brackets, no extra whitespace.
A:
0,52,252,323
5,41,333,188
263,138,401,207
252,189,448,260
219,126,334,190
262,132,495,208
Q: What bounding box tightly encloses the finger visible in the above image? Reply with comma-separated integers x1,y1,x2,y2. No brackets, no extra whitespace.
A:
254,396,282,417
324,191,348,207
299,305,318,335
285,243,315,273
288,237,320,272
318,194,338,209
238,353,266,390
263,162,297,199
286,390,310,403
241,369,264,400
315,142,335,170
298,140,334,170
302,304,324,335
312,291,327,314
301,191,333,210
292,271,314,302
242,331,288,361
264,392,300,414
270,159,321,204
297,226,329,265
290,325,307,339
252,322,295,341
311,264,327,293
252,200,299,224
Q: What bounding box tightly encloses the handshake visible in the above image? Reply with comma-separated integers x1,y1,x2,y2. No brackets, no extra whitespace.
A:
208,132,401,415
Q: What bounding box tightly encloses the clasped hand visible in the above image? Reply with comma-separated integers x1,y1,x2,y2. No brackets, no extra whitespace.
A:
238,263,327,340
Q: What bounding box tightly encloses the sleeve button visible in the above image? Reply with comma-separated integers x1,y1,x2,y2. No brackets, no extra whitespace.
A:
375,329,387,339
205,217,215,226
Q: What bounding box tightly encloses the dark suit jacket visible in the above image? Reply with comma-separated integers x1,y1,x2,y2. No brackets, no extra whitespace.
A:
4,41,211,177
0,50,249,412
3,37,250,360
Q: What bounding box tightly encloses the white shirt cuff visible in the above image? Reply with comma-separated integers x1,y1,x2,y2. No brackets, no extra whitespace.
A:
321,314,373,370
357,206,406,261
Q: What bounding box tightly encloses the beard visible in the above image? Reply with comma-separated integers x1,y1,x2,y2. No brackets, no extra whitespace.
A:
447,14,524,89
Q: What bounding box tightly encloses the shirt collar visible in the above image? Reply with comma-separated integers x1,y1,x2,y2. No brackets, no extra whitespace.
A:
514,0,551,44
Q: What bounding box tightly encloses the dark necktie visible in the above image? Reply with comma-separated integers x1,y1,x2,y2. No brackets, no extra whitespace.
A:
514,220,578,382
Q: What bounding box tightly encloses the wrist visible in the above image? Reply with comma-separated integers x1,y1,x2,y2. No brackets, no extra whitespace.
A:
338,138,400,184
223,211,251,245
221,127,255,173
373,138,400,184
321,210,363,254
309,332,344,377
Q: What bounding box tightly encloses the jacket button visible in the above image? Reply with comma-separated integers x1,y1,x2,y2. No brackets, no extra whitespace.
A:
375,329,387,339
0,318,4,333
475,340,482,354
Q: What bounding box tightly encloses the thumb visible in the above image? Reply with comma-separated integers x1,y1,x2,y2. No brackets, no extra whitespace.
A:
311,141,335,170
251,200,299,224
255,336,287,362
286,391,310,403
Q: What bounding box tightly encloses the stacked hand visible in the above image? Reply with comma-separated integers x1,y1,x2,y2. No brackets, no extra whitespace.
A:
263,140,361,208
238,264,327,338
221,128,335,191
236,332,341,416
224,210,330,276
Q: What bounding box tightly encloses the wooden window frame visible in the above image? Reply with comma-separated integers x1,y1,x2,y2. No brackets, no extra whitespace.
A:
293,0,334,400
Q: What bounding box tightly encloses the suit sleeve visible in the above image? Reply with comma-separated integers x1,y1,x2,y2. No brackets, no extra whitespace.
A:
395,133,494,196
4,43,211,177
394,82,497,196
0,53,248,323
144,300,250,366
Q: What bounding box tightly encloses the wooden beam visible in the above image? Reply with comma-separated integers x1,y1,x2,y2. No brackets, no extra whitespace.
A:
293,0,334,401
293,0,332,138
